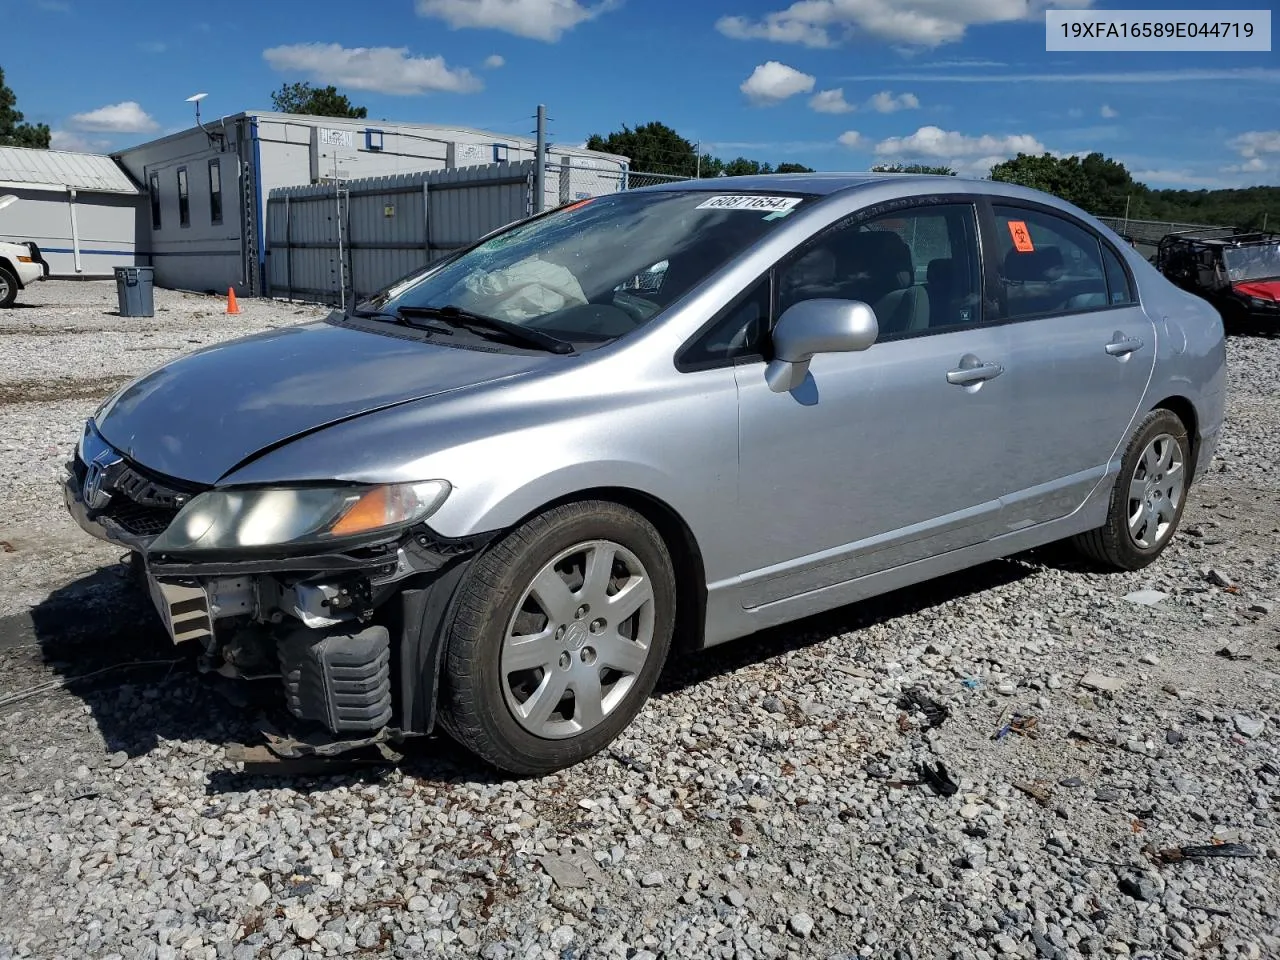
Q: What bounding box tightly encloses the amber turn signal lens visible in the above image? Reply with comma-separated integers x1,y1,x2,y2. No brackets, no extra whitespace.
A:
330,487,390,536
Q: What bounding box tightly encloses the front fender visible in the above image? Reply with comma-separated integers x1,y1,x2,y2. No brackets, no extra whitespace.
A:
220,362,745,582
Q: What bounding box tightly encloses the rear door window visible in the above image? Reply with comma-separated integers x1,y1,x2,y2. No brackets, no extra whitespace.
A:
992,205,1110,319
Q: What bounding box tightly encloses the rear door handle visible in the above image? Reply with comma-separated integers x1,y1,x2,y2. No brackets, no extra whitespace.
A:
946,361,1004,385
1105,336,1144,357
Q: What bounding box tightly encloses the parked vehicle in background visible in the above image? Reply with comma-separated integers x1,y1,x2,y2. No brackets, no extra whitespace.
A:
64,173,1226,775
1156,228,1280,329
0,195,49,308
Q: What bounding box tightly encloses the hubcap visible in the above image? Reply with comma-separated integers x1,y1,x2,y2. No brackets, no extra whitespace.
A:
1127,433,1185,549
0,276,9,301
501,539,655,739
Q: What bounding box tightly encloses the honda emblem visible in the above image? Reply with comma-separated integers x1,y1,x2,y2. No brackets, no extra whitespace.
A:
83,449,121,511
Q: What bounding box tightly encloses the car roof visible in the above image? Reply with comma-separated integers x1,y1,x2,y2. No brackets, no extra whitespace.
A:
629,172,980,197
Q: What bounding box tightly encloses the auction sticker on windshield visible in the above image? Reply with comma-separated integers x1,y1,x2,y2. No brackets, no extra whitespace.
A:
695,195,803,212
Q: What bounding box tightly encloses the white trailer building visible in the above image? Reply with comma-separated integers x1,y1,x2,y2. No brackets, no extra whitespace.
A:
0,146,141,278
114,111,629,297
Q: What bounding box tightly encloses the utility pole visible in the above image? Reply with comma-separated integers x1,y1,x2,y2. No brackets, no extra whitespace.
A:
1122,194,1130,232
534,104,546,213
695,142,701,179
333,151,346,312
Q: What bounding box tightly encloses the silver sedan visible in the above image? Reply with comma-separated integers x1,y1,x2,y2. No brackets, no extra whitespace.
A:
65,174,1226,774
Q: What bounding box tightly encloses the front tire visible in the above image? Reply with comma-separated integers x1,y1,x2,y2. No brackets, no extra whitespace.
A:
439,501,676,776
1073,409,1190,570
0,265,17,309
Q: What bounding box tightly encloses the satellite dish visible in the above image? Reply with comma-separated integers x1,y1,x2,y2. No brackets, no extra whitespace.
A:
0,195,17,213
185,93,208,103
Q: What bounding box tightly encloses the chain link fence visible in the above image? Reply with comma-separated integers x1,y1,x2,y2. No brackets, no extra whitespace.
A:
542,161,692,207
1096,216,1235,262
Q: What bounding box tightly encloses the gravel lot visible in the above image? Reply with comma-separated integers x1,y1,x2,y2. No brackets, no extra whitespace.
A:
1,281,1277,960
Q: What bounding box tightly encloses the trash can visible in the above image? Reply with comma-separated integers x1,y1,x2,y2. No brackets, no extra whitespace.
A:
114,266,155,318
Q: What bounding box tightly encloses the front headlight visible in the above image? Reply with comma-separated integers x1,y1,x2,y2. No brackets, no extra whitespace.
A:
150,480,451,553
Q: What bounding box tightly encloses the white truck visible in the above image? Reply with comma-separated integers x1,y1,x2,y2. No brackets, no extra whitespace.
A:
0,194,49,308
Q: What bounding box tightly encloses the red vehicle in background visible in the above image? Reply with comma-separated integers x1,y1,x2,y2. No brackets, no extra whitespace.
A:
1156,228,1280,330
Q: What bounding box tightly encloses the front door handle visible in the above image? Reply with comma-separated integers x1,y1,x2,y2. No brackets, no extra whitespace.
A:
946,361,1004,385
1105,336,1144,357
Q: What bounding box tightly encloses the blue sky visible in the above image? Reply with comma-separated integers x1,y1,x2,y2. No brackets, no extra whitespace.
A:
5,0,1277,189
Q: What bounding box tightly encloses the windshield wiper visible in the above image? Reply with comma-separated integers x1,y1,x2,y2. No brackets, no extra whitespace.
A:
349,306,453,336
395,304,575,355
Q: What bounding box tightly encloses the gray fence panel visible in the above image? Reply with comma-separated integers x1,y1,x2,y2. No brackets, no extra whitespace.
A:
266,160,536,305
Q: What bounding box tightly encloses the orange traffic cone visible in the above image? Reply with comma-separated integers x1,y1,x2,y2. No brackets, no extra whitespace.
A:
226,287,240,315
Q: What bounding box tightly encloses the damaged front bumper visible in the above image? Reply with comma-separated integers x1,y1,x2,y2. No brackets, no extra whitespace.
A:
63,455,493,751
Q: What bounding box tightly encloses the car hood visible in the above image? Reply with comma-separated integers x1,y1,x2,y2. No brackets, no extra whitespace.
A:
1234,280,1280,302
94,317,552,485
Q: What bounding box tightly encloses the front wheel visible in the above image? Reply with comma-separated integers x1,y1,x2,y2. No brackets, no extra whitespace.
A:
0,265,17,309
1072,409,1190,570
439,501,676,775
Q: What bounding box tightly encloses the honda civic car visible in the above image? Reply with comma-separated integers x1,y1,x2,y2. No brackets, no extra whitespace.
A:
65,174,1226,775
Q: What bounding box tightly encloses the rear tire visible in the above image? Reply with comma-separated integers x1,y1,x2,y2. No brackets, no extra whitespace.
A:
439,500,676,776
1072,409,1190,571
0,265,17,309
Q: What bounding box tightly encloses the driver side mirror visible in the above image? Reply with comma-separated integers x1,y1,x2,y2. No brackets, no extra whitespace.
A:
765,299,878,393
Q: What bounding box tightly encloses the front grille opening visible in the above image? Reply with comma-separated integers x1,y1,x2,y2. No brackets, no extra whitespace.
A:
76,450,199,539
100,499,180,537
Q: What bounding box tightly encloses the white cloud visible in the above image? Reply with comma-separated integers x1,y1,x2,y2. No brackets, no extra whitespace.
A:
138,40,167,53
263,43,481,95
415,0,616,41
809,88,855,113
715,0,1094,49
483,53,505,68
50,129,110,152
1100,104,1118,118
837,131,863,148
873,124,1045,175
740,61,815,106
716,13,835,47
1222,157,1267,174
867,90,920,113
68,101,159,133
875,125,1043,158
1132,168,1230,188
1230,130,1280,158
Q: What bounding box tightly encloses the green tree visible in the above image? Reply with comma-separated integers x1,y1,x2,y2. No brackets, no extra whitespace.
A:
0,67,51,149
587,122,816,178
270,82,367,119
586,122,699,177
870,163,956,175
989,153,1093,209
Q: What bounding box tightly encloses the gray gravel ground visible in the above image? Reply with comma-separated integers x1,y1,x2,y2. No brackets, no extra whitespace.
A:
1,282,1278,960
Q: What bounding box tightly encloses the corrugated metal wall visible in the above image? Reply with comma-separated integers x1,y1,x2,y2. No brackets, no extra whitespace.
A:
266,161,535,305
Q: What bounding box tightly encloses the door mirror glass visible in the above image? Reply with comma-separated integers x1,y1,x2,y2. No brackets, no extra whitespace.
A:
765,298,878,393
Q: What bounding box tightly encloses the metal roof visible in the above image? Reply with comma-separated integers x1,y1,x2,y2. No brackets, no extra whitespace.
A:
0,146,139,195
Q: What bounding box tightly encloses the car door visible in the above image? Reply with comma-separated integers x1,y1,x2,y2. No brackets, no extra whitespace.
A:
986,201,1157,529
725,200,1013,609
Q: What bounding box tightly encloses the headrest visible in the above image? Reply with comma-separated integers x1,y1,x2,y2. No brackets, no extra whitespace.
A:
1004,245,1063,282
787,246,837,285
927,258,953,286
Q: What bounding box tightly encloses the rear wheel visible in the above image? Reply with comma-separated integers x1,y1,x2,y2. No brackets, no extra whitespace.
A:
0,265,17,308
439,500,676,775
1073,409,1190,570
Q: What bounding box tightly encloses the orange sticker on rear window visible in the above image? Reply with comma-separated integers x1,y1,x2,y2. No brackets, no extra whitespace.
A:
1007,220,1035,252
